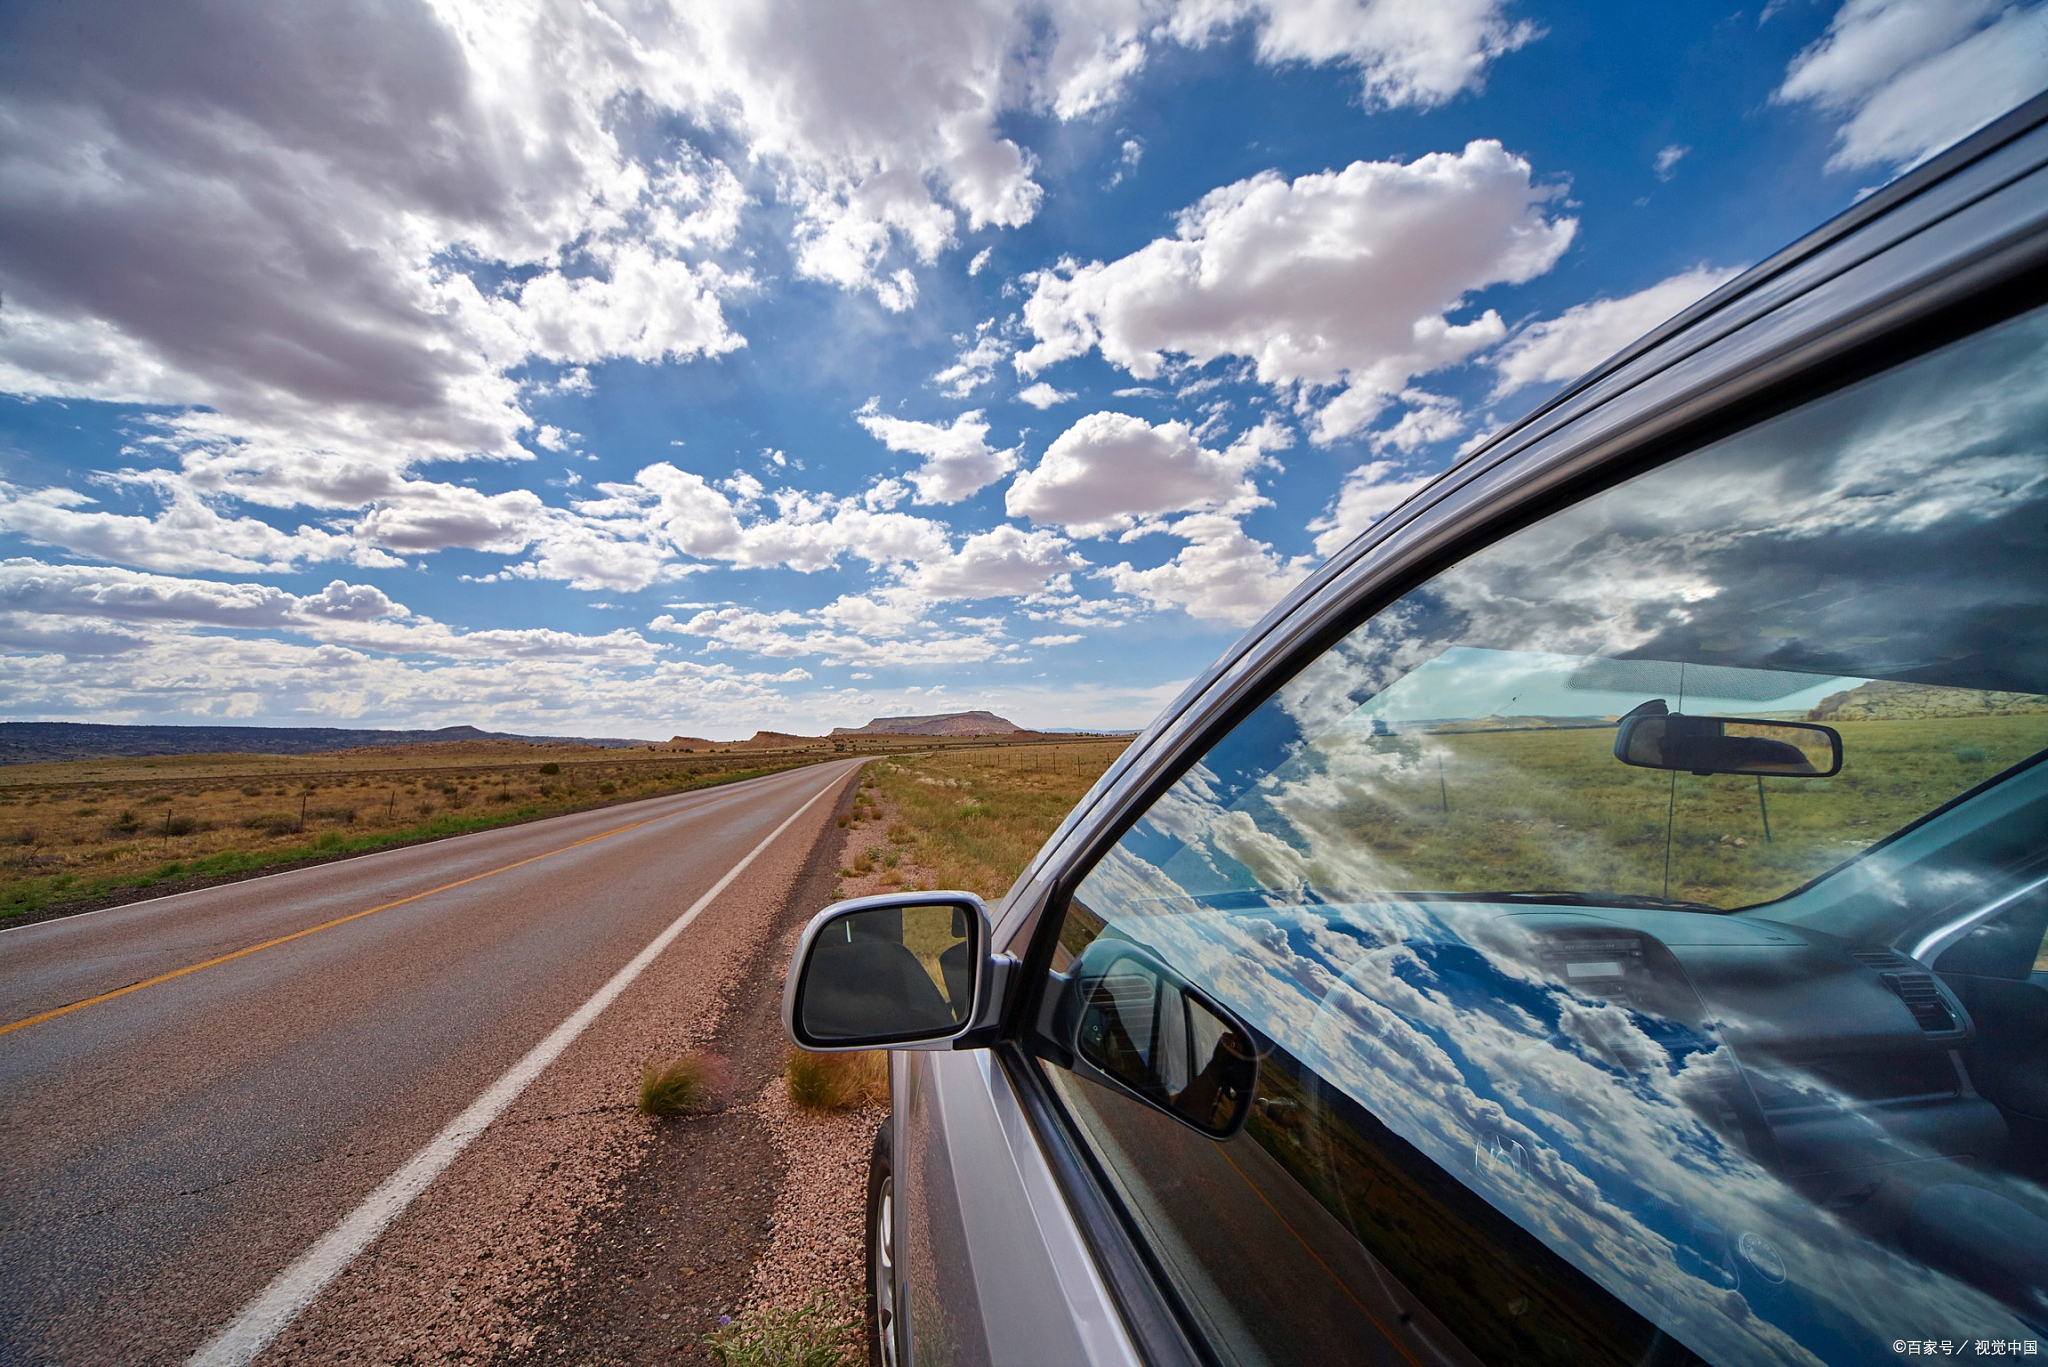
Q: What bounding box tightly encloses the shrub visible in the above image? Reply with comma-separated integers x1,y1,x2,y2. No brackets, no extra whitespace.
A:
11,826,36,846
638,1050,730,1117
244,813,300,836
308,807,356,825
538,761,560,775
785,1048,887,1111
598,780,618,795
703,1297,855,1367
886,822,910,844
105,811,141,838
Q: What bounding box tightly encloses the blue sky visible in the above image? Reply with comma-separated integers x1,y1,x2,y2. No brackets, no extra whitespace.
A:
1,0,2042,739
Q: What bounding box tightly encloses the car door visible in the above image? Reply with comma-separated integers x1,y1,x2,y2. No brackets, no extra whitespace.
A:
881,95,2048,1367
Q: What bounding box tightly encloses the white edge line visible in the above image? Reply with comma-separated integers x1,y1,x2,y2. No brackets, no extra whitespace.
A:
0,765,820,936
185,766,849,1367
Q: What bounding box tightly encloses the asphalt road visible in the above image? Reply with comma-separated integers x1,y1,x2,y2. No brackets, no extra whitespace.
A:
0,760,861,1366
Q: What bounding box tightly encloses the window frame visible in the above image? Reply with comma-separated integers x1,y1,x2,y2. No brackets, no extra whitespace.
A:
987,97,2048,1367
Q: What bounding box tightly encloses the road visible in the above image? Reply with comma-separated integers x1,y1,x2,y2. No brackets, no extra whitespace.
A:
0,760,861,1366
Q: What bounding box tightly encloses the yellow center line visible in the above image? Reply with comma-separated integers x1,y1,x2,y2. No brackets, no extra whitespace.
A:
1,808,687,1039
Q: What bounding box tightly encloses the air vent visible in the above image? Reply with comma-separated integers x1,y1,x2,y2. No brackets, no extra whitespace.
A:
1851,951,1962,1034
1880,973,1958,1033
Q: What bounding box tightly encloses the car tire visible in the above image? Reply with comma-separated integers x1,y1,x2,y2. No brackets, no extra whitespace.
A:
865,1117,900,1367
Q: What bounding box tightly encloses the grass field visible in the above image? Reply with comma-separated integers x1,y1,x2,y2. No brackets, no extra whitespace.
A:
1271,711,2048,907
0,744,829,920
863,740,1130,900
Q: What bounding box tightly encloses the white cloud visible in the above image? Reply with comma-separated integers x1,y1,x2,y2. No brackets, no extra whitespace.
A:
1016,381,1076,409
856,403,1020,504
1103,512,1311,626
932,325,1009,398
1653,144,1689,180
0,480,360,574
1308,460,1440,556
0,559,659,664
1007,412,1290,537
1776,0,2048,173
1014,141,1576,442
968,247,994,276
1164,0,1539,110
1029,632,1084,646
1490,264,1742,399
904,525,1085,598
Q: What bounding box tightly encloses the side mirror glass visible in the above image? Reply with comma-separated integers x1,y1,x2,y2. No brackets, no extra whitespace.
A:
1615,701,1842,778
785,894,984,1049
1064,940,1258,1138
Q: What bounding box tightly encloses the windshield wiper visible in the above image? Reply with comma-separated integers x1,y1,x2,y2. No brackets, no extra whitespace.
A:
1412,889,1730,914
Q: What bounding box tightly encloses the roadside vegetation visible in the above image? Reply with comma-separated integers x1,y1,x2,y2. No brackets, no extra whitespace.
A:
857,739,1130,901
0,745,824,921
704,1296,853,1367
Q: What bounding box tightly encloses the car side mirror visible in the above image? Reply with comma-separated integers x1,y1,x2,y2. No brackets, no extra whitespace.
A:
1057,939,1259,1139
783,892,995,1050
1614,700,1842,777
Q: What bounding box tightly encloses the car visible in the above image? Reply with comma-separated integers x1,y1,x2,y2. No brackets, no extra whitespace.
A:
783,90,2048,1367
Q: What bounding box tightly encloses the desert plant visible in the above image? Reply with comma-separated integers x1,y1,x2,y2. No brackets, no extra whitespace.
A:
638,1050,730,1117
537,761,560,775
784,1048,887,1111
703,1296,855,1367
598,780,618,794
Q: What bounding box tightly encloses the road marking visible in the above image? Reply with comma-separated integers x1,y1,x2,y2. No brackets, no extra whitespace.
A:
185,770,845,1367
2,811,685,1038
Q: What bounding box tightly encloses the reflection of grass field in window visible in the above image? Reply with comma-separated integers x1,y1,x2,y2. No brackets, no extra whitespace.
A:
865,741,1130,901
0,748,825,920
1271,713,2048,908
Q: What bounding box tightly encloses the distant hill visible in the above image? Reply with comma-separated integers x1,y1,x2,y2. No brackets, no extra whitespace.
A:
831,710,1024,737
1806,681,2048,722
0,722,650,765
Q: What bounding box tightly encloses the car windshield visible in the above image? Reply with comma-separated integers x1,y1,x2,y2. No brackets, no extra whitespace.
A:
1051,302,2048,1365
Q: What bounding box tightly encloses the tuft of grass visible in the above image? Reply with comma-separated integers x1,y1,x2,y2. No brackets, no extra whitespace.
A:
785,1048,887,1111
703,1296,856,1367
638,1049,730,1117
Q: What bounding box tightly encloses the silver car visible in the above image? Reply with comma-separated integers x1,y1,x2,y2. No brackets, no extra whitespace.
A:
785,91,2048,1367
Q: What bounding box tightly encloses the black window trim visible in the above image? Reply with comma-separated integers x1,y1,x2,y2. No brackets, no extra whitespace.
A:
988,100,2048,1367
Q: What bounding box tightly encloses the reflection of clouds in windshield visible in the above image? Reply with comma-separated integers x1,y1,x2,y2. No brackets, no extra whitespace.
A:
1083,838,2031,1362
1291,307,2048,697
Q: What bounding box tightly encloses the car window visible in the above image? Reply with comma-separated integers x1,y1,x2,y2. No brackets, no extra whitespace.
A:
1036,302,2048,1365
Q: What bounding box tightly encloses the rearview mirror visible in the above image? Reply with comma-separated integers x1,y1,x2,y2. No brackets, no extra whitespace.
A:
784,893,988,1050
1060,939,1259,1139
1614,701,1841,778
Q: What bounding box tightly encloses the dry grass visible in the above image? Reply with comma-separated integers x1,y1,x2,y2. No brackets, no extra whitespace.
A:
0,746,826,920
861,740,1128,900
638,1050,731,1117
784,1049,888,1111
704,1295,856,1367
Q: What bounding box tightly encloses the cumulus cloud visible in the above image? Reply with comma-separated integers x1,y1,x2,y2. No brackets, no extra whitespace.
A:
1007,412,1290,536
0,559,658,664
1103,513,1311,625
1490,264,1743,399
1162,0,1539,110
1775,0,2048,173
1016,381,1076,409
933,324,1008,397
904,525,1085,598
1308,460,1440,556
1014,141,1576,442
856,404,1020,504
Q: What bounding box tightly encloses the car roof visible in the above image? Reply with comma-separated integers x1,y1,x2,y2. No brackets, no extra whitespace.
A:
994,91,2048,942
